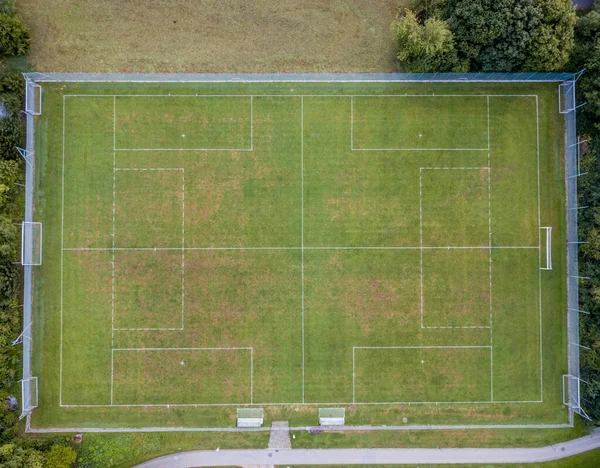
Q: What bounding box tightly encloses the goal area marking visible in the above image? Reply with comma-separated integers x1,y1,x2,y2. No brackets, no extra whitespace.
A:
57,92,546,409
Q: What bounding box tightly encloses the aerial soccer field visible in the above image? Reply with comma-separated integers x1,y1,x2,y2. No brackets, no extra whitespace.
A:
31,80,569,428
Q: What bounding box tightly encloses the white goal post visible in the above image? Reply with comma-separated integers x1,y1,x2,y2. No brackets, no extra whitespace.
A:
558,81,576,114
25,81,42,116
21,222,42,266
20,376,38,419
541,227,552,270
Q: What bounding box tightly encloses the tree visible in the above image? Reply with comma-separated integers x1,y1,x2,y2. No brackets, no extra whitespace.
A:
444,0,542,71
523,0,576,71
392,10,461,72
0,14,31,56
442,0,575,71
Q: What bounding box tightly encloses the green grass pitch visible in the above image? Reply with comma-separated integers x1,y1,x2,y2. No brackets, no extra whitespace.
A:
32,80,569,429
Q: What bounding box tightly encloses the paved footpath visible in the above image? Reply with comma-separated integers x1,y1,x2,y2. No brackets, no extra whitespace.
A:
136,429,600,467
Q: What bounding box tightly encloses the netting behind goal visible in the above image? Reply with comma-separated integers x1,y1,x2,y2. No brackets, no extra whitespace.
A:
21,222,42,266
558,81,575,114
25,81,42,115
20,377,38,419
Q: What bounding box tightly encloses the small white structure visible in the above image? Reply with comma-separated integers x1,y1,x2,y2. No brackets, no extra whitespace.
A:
319,408,345,426
237,408,264,427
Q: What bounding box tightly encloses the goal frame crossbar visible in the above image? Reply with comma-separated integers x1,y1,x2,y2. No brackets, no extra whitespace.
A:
21,221,42,266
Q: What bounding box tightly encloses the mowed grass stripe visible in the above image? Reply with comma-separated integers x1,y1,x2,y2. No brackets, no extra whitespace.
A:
352,95,489,150
353,347,492,403
112,348,252,405
63,96,113,249
115,95,252,150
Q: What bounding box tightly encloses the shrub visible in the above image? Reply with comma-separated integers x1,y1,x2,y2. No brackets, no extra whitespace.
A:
0,0,15,16
0,14,31,56
392,9,462,72
45,444,77,468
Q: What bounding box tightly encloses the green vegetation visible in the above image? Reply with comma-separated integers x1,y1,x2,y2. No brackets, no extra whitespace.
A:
279,448,600,467
0,14,30,57
393,0,576,72
30,81,567,430
568,4,600,426
76,431,268,468
391,10,460,72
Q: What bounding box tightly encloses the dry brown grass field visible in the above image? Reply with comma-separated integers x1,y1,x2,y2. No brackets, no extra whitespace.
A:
17,0,402,72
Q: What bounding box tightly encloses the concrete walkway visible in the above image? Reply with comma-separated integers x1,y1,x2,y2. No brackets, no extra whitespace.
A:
135,429,600,467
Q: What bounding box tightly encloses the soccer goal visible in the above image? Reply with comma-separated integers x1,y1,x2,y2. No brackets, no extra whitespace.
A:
21,222,42,266
558,81,576,114
20,376,38,419
25,81,42,116
541,227,552,270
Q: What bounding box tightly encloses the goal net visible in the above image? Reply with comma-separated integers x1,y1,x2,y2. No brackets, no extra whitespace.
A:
25,81,42,116
558,81,575,114
20,376,38,419
21,222,42,266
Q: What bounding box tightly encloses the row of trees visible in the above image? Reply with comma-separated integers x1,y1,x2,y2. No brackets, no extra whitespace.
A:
569,7,600,425
394,0,600,426
392,0,576,73
0,0,78,465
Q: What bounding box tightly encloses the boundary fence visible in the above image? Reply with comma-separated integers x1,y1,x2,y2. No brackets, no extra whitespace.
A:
20,72,583,427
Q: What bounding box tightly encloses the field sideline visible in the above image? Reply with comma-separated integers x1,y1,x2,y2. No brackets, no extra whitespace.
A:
31,80,568,429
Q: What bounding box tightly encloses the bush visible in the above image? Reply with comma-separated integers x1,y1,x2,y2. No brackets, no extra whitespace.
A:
392,9,462,72
45,444,77,468
0,0,15,16
0,14,31,57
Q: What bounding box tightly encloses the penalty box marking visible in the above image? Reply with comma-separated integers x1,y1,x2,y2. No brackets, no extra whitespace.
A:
112,167,185,331
109,348,253,406
113,95,254,152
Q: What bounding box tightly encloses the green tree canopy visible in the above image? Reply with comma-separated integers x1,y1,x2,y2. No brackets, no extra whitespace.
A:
392,9,461,72
0,14,30,56
441,0,575,71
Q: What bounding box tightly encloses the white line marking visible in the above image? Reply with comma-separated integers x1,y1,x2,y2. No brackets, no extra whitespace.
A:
420,167,490,170
181,169,185,329
110,349,114,406
65,93,541,98
59,399,543,408
536,95,543,401
250,95,254,151
350,95,354,150
354,346,492,349
419,169,423,328
487,94,491,151
488,95,493,401
114,167,184,171
352,348,355,404
59,95,65,406
301,95,305,404
353,148,490,152
62,245,540,251
113,347,252,351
